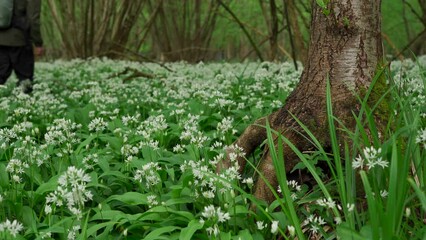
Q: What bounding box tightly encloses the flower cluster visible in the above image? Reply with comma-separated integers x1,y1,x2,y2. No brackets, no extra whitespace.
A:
44,118,82,155
45,166,93,219
277,180,303,200
302,214,327,235
416,128,426,149
0,219,24,237
179,114,209,148
199,205,230,236
88,117,108,133
6,158,29,183
352,146,388,170
134,162,162,189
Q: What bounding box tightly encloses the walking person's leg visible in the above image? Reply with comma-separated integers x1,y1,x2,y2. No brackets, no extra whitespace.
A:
0,46,13,85
11,45,34,93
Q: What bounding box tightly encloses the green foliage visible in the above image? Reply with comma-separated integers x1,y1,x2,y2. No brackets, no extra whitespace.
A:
0,57,425,239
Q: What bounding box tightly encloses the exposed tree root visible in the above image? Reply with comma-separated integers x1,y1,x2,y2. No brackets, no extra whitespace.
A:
217,107,322,203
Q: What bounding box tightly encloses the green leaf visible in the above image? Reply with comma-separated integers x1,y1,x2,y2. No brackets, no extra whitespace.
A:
316,0,326,8
219,231,231,240
149,206,194,221
85,222,118,238
75,135,97,154
408,178,426,211
337,224,366,240
106,192,148,205
20,206,37,232
144,226,180,240
237,229,254,240
0,163,10,188
179,219,203,240
99,136,122,153
91,210,127,221
35,175,59,195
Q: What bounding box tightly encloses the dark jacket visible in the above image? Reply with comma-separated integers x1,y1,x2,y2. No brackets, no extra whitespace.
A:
0,0,43,47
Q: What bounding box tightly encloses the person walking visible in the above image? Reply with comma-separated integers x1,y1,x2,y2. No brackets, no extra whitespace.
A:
0,0,43,94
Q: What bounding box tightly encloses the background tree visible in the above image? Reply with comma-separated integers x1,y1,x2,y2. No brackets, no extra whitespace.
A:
217,0,385,202
43,0,147,58
148,0,221,62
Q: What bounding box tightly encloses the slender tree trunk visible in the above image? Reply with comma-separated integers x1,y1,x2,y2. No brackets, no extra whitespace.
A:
218,0,384,203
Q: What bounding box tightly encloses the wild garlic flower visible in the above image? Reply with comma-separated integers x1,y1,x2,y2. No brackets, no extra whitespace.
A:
180,160,225,198
303,214,326,235
206,225,220,236
82,153,99,170
67,225,81,240
353,146,388,170
45,166,92,219
415,128,426,149
287,225,295,237
44,118,81,155
136,114,168,140
45,118,81,146
256,221,267,230
6,158,29,183
271,220,279,234
242,177,254,187
134,162,162,188
316,198,336,209
12,137,49,167
277,180,302,200
0,219,24,237
347,203,355,212
88,117,107,133
121,144,139,163
122,114,140,127
147,194,159,208
0,127,18,149
217,117,236,137
173,144,185,153
200,204,230,236
179,114,209,147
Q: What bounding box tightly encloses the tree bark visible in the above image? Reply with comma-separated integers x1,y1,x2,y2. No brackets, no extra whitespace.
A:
218,0,384,203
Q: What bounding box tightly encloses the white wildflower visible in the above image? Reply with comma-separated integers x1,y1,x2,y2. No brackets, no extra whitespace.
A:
287,225,295,236
347,203,355,212
0,219,24,237
271,220,279,234
415,128,426,149
353,146,388,170
134,162,162,188
88,117,107,132
256,221,266,230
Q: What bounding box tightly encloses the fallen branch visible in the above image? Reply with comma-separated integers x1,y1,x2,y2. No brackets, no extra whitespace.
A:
109,67,156,83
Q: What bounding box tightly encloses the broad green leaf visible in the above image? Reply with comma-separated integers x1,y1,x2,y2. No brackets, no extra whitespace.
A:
144,226,180,240
0,163,10,188
20,206,37,232
35,175,59,195
237,229,254,240
164,197,194,206
106,192,148,205
99,136,122,153
179,219,203,240
148,206,194,221
91,210,126,221
85,222,118,238
337,224,366,240
75,135,97,154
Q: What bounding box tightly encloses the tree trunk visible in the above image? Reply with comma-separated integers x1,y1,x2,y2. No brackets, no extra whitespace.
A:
217,0,384,203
